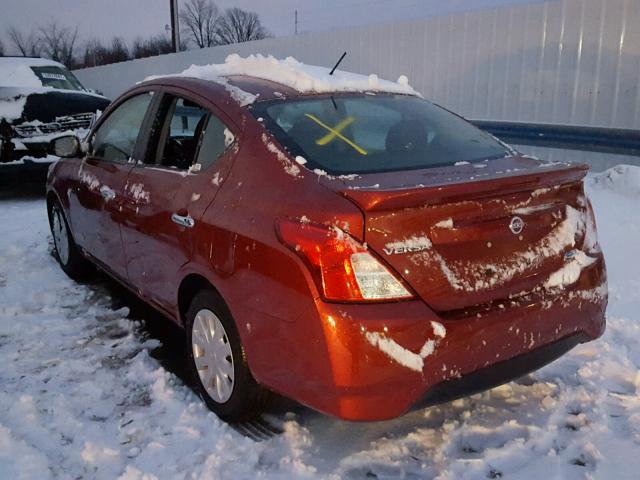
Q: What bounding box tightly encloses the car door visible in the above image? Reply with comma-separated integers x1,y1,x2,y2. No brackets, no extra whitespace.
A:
120,89,238,313
69,91,154,279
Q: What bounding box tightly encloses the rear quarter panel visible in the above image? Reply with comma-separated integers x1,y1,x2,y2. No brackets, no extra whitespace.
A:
187,115,367,405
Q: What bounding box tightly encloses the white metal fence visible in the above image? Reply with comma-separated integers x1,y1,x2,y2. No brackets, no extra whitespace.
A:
74,0,639,130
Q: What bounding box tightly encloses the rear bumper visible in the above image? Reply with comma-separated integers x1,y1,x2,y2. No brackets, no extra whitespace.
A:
301,261,607,421
414,332,587,410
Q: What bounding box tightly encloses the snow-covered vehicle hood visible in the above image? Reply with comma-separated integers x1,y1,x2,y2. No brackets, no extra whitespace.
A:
0,87,110,138
0,56,109,127
0,87,110,123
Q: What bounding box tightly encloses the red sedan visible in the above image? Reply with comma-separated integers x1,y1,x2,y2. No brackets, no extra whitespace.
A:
46,61,607,421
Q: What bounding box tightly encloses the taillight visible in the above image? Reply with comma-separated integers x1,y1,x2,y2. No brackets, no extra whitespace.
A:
583,199,600,253
276,219,413,302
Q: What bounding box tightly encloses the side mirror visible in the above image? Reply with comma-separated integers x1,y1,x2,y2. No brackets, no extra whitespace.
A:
51,135,81,158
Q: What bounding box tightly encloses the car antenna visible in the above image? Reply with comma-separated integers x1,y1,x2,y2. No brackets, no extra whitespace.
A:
329,52,347,76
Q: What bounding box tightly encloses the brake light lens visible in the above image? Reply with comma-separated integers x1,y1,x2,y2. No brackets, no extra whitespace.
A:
276,219,413,302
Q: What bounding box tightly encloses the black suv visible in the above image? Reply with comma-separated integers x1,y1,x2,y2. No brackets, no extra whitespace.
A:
0,57,110,164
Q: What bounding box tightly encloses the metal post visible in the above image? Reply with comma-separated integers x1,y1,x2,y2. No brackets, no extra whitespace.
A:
295,10,298,35
170,0,180,52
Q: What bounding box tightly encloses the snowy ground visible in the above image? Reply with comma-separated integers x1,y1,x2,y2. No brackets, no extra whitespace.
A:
0,166,639,480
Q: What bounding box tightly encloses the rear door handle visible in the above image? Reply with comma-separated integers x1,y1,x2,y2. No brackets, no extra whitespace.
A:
100,185,115,200
171,213,195,228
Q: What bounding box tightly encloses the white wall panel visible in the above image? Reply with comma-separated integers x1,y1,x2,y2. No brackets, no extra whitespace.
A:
74,0,639,129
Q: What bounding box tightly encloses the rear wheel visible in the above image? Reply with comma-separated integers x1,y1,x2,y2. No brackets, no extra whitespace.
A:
185,289,270,421
49,201,91,279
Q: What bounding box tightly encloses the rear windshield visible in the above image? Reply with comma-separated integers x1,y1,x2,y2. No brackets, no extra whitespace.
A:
250,94,509,174
30,66,85,91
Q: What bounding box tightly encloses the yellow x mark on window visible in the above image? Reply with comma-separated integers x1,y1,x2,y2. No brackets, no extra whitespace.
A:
304,113,368,156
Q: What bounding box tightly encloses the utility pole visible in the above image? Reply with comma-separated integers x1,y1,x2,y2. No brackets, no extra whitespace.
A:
170,0,181,52
295,9,298,34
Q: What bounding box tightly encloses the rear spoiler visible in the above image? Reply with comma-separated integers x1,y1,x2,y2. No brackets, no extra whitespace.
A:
339,163,589,212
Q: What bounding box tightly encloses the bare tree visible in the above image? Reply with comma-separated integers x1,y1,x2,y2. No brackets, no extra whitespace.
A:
108,37,130,63
132,35,175,59
83,39,102,67
7,26,42,56
215,7,271,45
83,37,130,67
180,0,220,48
38,21,79,67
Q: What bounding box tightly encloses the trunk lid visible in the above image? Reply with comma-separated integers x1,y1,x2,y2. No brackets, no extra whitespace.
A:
321,156,591,312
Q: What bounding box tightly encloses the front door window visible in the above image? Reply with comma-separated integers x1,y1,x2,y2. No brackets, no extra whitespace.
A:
91,93,153,163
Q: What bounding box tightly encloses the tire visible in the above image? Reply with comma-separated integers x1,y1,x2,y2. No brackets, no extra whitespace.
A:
49,200,91,280
185,289,270,421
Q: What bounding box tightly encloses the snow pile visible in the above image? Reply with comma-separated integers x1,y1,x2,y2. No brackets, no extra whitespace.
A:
146,62,257,106
588,164,640,197
147,54,418,104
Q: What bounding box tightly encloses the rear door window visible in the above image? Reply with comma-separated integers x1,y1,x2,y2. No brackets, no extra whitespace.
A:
144,94,235,172
157,97,208,170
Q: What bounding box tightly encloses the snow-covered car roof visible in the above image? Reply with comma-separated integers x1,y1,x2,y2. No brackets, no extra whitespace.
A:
0,57,69,89
0,56,66,69
144,54,420,106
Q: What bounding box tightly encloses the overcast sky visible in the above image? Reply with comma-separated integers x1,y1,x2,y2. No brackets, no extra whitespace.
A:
0,0,542,53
